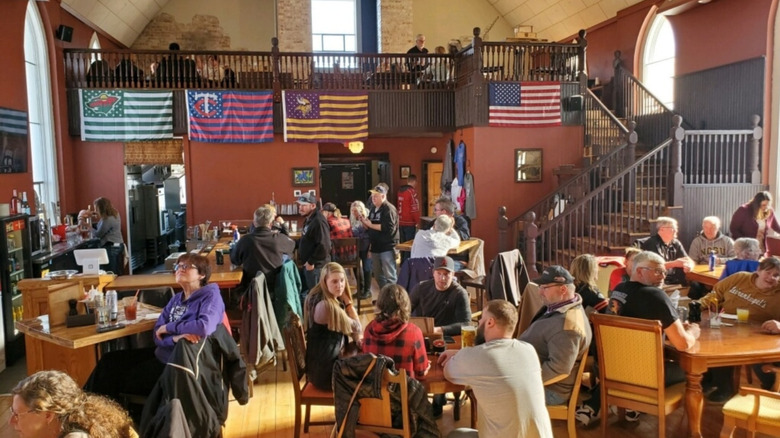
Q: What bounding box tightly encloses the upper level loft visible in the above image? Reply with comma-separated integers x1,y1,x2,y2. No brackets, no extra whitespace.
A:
63,28,588,136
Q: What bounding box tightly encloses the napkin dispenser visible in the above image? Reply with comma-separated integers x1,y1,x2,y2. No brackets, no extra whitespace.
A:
65,299,95,327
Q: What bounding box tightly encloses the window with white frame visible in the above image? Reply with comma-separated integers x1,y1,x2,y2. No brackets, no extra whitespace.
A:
642,15,676,109
24,0,59,214
311,0,357,53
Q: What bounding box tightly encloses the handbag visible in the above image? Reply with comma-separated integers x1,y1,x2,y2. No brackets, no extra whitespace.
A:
331,355,378,438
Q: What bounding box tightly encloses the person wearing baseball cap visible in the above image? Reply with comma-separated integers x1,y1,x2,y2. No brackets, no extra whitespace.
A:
360,184,399,294
409,255,471,417
518,265,591,407
296,193,331,295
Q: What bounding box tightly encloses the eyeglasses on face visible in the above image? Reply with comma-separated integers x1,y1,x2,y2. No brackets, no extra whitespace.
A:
539,283,562,290
173,263,197,272
9,406,37,421
638,266,667,276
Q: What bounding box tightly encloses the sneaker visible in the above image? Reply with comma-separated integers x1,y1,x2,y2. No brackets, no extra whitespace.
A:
575,405,600,426
608,406,641,422
625,409,641,422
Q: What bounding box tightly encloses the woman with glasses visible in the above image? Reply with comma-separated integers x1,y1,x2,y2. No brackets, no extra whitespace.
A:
11,370,135,438
85,253,224,407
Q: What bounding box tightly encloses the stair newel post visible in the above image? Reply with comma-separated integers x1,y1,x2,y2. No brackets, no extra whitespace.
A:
271,37,281,102
498,206,509,253
668,115,685,207
612,50,623,118
577,29,587,91
472,27,484,94
625,121,638,204
748,114,762,184
524,211,540,278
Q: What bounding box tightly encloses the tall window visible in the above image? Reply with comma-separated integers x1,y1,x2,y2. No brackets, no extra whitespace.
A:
311,0,357,53
642,15,675,109
24,0,59,212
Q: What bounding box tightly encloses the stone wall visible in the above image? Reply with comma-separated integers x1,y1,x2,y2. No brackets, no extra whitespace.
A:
277,0,312,52
378,0,413,53
131,13,231,50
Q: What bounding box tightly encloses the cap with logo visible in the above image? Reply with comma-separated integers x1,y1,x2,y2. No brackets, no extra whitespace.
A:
368,185,388,195
433,256,455,272
535,265,574,285
296,193,316,205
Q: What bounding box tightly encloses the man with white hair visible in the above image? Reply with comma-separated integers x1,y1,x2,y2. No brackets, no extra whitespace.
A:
637,216,694,285
688,216,735,264
410,214,460,259
230,205,295,302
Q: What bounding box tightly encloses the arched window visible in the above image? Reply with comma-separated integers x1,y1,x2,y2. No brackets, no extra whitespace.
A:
24,0,59,212
642,15,675,109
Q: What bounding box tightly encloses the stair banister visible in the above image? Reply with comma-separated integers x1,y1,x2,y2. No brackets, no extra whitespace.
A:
669,115,684,207
748,114,763,184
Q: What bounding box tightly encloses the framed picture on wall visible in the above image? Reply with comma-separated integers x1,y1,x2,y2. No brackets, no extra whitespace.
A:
400,166,411,179
292,168,315,186
515,149,542,182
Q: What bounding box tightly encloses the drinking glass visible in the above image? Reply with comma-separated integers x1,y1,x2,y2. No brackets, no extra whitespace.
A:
736,307,750,323
461,324,476,348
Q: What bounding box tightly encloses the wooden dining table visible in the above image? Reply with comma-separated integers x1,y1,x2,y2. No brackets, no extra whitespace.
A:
420,335,477,427
665,317,780,438
16,302,162,386
397,237,480,254
685,264,725,288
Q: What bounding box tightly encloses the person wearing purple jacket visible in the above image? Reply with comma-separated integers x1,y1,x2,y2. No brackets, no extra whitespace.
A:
85,253,225,410
153,253,225,362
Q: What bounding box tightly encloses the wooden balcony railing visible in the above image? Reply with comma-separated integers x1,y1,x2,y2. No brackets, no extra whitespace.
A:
64,28,588,96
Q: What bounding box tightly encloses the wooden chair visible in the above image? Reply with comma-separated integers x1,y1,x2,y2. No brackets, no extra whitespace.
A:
283,314,335,438
331,237,363,313
721,365,780,438
354,368,411,438
544,347,589,438
591,313,686,438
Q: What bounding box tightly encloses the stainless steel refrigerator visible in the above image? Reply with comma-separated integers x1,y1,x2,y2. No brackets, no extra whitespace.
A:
1,214,32,365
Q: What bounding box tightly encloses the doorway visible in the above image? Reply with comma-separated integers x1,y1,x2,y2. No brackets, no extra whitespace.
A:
423,161,443,216
320,163,368,214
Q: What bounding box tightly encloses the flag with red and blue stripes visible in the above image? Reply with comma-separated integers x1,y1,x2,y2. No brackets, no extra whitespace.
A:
186,90,274,143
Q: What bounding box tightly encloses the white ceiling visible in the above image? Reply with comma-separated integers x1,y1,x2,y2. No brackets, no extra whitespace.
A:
62,0,647,48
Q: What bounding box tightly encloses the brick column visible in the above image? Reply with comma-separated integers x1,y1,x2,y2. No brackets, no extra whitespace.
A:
277,0,312,51
377,0,413,53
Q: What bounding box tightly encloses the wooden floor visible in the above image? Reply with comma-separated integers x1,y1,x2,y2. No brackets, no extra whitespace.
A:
219,358,770,438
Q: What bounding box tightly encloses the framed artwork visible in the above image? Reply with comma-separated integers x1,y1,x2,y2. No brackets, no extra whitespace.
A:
400,165,411,179
292,168,315,186
515,149,542,182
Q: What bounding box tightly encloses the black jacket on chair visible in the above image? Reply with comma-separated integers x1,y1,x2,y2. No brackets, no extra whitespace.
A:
333,354,440,438
140,324,250,438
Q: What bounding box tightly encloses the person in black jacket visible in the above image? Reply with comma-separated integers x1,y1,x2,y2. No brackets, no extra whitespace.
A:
360,185,399,293
296,193,331,295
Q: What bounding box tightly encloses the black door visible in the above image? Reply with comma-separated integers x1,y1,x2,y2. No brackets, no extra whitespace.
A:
320,163,368,214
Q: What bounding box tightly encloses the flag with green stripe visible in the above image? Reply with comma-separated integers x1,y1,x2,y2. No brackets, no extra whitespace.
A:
79,90,173,141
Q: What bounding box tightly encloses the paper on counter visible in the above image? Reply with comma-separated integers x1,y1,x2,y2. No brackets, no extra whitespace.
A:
145,313,161,320
720,313,738,320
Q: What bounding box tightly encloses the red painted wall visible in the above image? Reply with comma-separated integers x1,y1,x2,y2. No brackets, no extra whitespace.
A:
669,0,772,76
471,125,584,259
0,1,33,210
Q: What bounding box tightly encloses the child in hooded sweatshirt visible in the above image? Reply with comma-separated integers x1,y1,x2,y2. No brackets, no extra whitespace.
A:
363,284,430,379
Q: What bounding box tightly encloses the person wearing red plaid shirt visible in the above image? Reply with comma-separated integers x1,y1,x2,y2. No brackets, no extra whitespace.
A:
322,203,354,240
363,284,430,379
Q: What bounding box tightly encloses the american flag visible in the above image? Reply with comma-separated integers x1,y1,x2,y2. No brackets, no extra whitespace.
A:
488,82,561,127
186,90,274,143
282,91,368,142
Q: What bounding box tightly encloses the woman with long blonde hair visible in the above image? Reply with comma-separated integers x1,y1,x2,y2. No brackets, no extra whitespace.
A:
304,262,362,390
570,254,608,313
349,200,372,298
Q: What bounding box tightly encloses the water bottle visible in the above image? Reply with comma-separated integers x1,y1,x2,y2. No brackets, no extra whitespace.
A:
106,290,118,321
708,250,716,272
